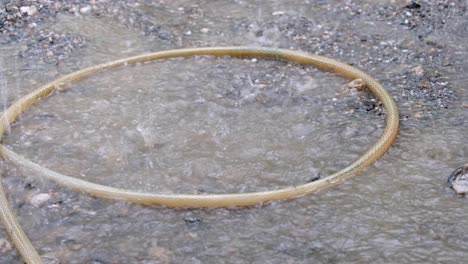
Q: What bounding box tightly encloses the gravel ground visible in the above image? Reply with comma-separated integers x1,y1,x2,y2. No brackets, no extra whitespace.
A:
1,0,466,109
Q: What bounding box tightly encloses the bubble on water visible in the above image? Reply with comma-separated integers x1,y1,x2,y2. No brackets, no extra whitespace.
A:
0,52,8,115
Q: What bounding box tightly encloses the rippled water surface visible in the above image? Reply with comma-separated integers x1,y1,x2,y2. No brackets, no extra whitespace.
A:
1,1,467,263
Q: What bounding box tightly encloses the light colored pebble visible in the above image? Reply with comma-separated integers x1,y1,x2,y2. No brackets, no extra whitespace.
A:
30,193,51,207
200,28,209,33
411,65,425,77
20,6,38,16
452,170,468,195
80,5,92,14
272,11,285,16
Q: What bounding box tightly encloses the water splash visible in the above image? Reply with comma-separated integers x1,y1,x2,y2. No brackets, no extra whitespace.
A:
0,50,12,142
0,51,7,116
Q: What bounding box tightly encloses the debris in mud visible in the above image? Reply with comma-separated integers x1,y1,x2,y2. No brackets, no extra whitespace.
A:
19,30,87,63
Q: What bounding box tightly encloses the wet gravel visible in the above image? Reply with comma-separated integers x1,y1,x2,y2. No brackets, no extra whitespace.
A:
1,0,467,263
2,0,465,109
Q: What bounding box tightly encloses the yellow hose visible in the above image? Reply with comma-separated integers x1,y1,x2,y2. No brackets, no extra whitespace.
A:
0,47,399,263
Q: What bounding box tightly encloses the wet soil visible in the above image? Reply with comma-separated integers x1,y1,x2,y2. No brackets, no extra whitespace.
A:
1,0,467,263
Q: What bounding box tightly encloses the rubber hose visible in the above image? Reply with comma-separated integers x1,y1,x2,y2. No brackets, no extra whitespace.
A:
0,47,399,263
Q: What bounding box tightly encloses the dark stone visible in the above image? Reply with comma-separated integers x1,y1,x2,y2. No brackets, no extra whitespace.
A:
184,217,203,224
406,2,422,9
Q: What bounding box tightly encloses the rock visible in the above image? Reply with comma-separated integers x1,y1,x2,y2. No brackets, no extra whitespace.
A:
200,28,209,33
30,193,51,207
19,6,38,16
80,5,92,14
40,253,60,264
341,79,365,96
405,1,421,9
344,79,364,90
307,174,321,183
184,217,202,224
410,66,425,77
448,164,468,195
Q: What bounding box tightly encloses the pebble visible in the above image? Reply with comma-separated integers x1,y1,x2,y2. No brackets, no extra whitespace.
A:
30,193,51,207
344,79,364,90
80,5,92,14
448,164,468,195
19,6,38,16
272,11,285,16
411,66,425,77
184,217,202,224
200,28,209,33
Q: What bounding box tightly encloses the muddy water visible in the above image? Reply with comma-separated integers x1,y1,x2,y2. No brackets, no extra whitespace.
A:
1,1,467,263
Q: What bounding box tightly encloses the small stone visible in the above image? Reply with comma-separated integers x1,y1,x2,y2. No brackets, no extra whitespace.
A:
40,253,60,264
307,175,321,183
30,193,51,207
0,238,13,253
184,217,202,224
413,112,423,119
349,79,364,90
80,5,92,14
405,1,421,9
200,28,209,33
411,65,425,77
448,164,468,195
272,11,285,16
251,58,257,63
343,79,364,91
19,6,38,16
185,31,192,36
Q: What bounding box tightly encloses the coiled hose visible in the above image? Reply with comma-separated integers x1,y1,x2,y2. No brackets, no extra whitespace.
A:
0,47,399,263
